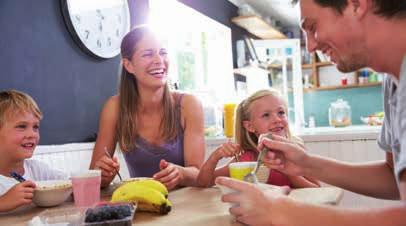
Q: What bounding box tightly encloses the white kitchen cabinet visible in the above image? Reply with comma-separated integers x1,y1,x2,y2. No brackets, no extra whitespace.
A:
306,140,397,208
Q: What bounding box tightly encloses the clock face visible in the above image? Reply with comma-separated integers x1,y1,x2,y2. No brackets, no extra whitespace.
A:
61,0,131,59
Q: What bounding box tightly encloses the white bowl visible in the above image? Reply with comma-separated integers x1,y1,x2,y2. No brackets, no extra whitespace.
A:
33,180,73,207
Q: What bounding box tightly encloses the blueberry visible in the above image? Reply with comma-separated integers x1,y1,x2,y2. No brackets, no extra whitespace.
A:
94,214,102,222
99,210,109,220
85,208,94,216
110,210,119,220
117,205,131,217
85,212,96,223
116,213,125,220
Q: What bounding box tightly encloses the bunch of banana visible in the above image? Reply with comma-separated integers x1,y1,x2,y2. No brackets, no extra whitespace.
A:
111,179,172,214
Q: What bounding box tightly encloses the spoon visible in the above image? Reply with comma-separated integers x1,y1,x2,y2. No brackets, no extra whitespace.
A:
243,132,272,184
10,171,26,183
104,147,123,182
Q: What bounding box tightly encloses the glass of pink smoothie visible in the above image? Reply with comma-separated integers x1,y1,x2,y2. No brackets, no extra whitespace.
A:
71,170,101,207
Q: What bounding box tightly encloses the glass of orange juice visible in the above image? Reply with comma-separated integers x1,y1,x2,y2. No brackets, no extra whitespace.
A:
223,103,236,138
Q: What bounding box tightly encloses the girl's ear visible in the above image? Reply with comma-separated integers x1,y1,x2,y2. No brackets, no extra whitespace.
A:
243,120,256,133
122,58,135,74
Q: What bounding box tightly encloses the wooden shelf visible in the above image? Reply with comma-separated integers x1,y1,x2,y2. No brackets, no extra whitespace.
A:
315,62,333,67
304,82,382,92
302,64,313,69
231,15,287,39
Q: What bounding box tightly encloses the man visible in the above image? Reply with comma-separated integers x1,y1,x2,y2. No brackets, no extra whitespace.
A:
216,0,406,225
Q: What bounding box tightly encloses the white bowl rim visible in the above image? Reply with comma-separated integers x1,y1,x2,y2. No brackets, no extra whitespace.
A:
229,161,257,168
34,180,72,191
70,169,101,178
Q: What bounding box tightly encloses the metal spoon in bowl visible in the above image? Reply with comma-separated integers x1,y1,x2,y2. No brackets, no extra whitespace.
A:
104,147,123,182
243,132,272,184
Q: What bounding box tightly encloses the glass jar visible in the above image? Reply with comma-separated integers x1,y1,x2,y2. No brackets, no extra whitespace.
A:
328,98,352,127
196,91,223,137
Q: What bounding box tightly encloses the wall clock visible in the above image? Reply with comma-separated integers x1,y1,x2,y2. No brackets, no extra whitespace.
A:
61,0,131,59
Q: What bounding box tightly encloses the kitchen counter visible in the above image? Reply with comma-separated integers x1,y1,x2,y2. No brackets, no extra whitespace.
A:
205,125,381,146
298,125,381,142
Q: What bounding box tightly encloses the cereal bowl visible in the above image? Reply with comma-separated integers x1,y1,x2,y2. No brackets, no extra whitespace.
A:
33,180,73,207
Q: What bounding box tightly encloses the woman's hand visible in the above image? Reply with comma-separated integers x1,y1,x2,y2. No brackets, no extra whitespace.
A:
259,134,310,176
94,156,120,187
153,159,183,190
0,180,36,212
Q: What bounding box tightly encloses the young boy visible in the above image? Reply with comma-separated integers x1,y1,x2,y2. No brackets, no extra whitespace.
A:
0,90,66,213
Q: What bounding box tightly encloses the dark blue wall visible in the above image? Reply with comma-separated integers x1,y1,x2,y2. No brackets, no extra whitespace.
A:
0,0,243,144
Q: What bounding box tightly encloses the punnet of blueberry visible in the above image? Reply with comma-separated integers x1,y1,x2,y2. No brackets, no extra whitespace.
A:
85,204,133,223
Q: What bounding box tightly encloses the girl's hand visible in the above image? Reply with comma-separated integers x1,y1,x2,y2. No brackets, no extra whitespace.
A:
153,159,183,190
0,180,36,212
94,156,120,186
213,142,242,160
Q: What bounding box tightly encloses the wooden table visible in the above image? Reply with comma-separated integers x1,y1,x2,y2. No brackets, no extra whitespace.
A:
0,186,343,225
0,187,241,226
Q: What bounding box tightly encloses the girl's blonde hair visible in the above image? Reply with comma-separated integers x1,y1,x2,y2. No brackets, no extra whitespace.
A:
117,25,177,152
0,90,42,128
234,88,302,151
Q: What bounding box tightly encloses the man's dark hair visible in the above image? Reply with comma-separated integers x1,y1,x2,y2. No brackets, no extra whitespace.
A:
291,0,406,18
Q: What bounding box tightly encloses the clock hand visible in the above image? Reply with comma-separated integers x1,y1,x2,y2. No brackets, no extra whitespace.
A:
96,9,105,20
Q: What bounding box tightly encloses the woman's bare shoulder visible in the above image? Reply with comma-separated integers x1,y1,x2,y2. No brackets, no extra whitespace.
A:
104,95,119,107
101,95,119,117
174,92,201,108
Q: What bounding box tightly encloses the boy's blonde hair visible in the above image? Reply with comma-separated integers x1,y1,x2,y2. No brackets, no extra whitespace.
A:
0,90,42,128
235,88,302,151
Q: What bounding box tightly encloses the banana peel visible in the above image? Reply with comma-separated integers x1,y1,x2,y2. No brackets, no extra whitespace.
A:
111,180,172,214
128,179,168,198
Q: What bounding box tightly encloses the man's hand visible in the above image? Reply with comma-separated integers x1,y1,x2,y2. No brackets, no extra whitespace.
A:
260,134,311,176
216,176,291,226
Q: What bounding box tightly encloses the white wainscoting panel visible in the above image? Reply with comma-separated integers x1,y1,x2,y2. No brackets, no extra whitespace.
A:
305,139,398,208
32,142,130,180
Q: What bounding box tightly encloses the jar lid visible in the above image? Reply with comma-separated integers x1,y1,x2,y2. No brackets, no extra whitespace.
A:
330,98,350,108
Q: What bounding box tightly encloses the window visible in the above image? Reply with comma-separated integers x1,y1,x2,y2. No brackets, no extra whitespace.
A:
148,0,235,105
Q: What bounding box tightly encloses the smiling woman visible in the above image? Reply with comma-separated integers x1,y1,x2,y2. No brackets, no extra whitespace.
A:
89,25,206,191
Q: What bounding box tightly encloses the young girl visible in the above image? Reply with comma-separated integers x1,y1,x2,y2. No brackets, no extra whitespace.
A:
197,89,319,188
90,25,205,190
0,90,66,213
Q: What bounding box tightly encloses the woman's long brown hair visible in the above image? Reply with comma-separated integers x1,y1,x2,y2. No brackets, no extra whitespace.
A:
117,25,177,152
